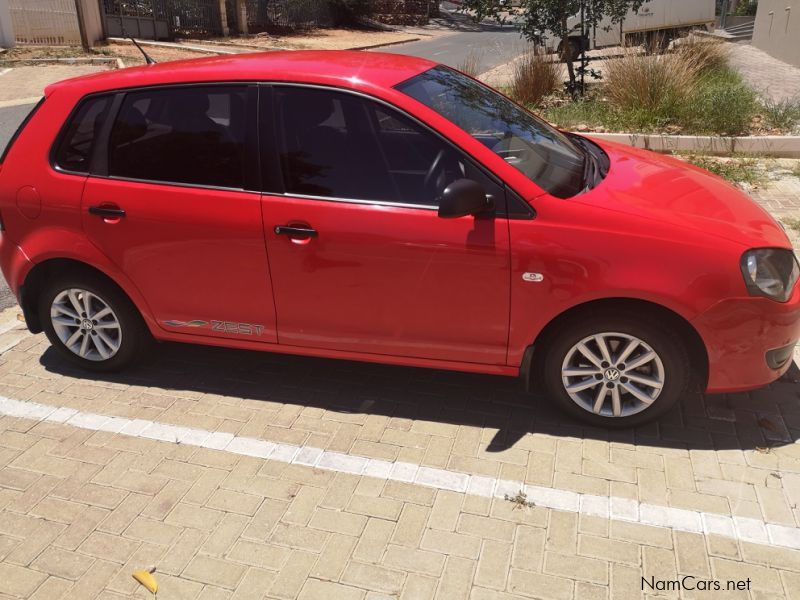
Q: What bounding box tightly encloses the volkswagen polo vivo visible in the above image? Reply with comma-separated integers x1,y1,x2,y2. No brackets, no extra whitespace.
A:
0,51,798,427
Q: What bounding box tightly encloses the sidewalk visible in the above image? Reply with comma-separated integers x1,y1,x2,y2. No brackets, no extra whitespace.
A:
729,43,800,103
0,65,112,107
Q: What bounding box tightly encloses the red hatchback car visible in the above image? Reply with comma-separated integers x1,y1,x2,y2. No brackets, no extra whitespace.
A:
0,51,798,427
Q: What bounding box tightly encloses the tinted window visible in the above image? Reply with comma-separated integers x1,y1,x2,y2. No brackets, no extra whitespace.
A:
273,87,478,207
397,67,587,199
109,86,247,188
54,96,111,173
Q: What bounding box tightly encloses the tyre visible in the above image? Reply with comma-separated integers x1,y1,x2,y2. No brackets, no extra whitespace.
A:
542,314,690,428
38,272,150,372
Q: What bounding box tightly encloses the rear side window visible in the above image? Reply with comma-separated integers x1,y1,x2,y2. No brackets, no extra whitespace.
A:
108,86,248,189
53,95,112,173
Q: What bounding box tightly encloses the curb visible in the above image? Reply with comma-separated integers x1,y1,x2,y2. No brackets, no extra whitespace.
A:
581,132,800,158
0,57,119,66
107,37,239,55
346,37,422,51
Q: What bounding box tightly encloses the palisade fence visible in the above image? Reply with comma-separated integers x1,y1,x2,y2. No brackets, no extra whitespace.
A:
101,0,223,38
245,0,335,32
9,0,82,45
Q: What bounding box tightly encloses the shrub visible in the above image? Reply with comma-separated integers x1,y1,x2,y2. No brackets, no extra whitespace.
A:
674,34,730,74
688,68,758,135
510,48,560,107
604,49,698,118
760,97,800,132
458,50,483,77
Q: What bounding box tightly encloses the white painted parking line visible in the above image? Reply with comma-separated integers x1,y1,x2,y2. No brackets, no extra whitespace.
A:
1,394,798,552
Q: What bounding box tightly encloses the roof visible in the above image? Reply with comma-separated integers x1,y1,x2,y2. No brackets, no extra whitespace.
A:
45,50,438,97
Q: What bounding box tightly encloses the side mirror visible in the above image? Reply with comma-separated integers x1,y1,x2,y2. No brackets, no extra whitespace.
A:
438,179,494,219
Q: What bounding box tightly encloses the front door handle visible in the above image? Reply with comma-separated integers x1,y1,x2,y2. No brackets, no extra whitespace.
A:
274,225,317,238
88,205,126,218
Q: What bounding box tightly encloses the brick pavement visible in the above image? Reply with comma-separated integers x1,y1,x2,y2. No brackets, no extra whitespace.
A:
0,175,799,598
0,66,112,107
728,44,800,103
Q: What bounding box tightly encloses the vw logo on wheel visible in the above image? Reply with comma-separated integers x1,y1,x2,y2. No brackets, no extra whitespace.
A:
604,368,620,381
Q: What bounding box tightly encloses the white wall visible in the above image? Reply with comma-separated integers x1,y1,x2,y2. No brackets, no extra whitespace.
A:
752,0,800,67
0,0,15,48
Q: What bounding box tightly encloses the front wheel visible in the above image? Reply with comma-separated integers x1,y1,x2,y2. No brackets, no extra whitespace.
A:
39,273,150,372
542,315,690,428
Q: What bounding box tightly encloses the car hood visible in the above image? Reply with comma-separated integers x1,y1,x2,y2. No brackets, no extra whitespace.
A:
577,138,791,249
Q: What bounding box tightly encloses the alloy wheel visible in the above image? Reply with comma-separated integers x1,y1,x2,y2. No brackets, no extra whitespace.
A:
50,288,122,361
561,332,665,418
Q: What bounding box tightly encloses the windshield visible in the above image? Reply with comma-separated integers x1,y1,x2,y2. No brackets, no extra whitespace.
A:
396,67,586,198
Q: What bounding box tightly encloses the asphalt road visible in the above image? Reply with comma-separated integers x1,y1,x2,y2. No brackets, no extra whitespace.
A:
0,102,37,310
377,22,525,75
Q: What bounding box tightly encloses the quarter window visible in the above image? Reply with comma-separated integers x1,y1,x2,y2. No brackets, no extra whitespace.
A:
54,95,112,173
273,87,475,207
108,86,248,189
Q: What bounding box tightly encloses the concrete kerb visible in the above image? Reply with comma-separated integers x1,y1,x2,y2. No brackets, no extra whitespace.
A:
584,132,800,158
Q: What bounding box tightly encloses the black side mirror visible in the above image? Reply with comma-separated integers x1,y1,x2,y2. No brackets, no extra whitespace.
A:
438,179,494,219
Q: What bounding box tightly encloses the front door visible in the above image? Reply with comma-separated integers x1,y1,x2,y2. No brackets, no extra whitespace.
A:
260,85,510,365
82,84,277,343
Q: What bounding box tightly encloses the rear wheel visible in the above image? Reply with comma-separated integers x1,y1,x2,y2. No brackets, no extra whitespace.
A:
39,273,150,371
542,314,690,428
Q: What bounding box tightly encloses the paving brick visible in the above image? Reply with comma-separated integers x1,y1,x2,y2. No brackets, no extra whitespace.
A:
509,569,573,600
578,534,639,566
383,545,446,577
309,532,357,580
347,494,403,520
77,531,140,564
353,518,395,564
184,555,248,589
342,561,406,595
298,579,365,600
421,529,482,560
227,539,292,570
435,556,476,600
457,513,515,542
31,546,93,580
309,508,367,536
544,550,608,585
474,539,512,590
392,503,430,547
0,563,48,597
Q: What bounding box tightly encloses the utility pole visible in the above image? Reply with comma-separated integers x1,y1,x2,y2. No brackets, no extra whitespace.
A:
73,0,90,50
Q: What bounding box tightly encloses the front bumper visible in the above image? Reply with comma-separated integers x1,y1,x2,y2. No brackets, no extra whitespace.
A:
693,283,800,393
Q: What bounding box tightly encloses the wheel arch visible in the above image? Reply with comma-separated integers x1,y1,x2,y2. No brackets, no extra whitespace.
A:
523,297,709,391
20,258,154,335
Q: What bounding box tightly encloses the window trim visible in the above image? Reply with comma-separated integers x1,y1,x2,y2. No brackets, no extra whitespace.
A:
51,83,260,192
261,82,533,219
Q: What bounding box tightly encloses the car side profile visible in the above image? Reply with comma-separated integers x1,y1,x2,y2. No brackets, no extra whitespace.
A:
0,51,798,427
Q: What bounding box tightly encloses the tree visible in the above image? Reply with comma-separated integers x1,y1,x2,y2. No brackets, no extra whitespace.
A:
458,0,650,93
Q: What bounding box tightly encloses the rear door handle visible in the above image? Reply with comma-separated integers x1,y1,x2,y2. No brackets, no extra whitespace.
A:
89,206,126,218
274,225,317,238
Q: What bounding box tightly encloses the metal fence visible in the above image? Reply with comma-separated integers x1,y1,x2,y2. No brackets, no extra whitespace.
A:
9,0,82,45
101,0,222,39
245,0,335,32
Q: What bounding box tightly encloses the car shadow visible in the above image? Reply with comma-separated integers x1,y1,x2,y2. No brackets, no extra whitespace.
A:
39,341,800,454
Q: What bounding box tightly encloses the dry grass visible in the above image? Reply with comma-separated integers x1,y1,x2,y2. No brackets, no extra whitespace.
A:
510,48,560,107
604,48,698,113
674,34,730,73
458,50,483,77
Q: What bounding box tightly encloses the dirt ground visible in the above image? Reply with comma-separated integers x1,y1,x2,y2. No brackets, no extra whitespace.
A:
196,28,422,51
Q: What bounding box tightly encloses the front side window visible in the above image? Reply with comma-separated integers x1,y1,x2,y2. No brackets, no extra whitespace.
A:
54,95,111,173
397,66,587,199
108,86,247,189
273,86,481,207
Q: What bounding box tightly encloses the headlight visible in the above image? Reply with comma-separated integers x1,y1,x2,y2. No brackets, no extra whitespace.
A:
740,248,800,302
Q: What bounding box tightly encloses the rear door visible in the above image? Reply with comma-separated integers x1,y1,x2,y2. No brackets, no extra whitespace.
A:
259,85,511,365
78,84,278,343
